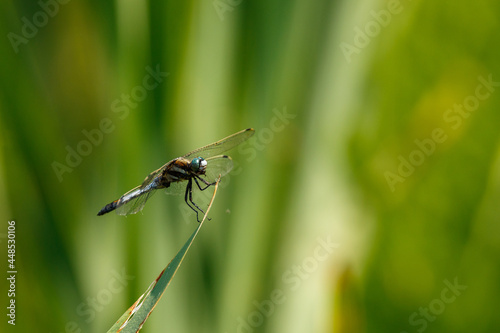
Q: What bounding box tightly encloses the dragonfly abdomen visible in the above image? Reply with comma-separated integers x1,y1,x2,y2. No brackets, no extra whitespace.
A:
97,200,118,216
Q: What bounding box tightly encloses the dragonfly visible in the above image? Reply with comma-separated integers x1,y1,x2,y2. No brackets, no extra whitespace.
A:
97,128,254,221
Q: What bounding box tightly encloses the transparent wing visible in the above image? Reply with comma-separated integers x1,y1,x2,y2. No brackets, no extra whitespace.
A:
115,187,157,215
113,163,170,215
202,155,234,183
183,128,254,160
163,180,188,196
139,162,170,188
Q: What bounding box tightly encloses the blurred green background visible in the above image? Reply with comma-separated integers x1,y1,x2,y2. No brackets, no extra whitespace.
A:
1,0,500,332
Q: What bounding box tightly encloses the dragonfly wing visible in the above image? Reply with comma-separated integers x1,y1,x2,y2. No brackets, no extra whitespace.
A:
112,163,169,215
202,155,234,183
163,180,188,196
183,128,254,160
140,162,169,188
115,186,157,215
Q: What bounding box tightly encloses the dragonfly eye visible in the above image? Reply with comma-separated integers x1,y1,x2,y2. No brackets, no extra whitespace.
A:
191,157,207,172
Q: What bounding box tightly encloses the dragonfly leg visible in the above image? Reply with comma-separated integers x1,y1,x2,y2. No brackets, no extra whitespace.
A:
194,176,212,191
184,178,201,222
184,178,211,223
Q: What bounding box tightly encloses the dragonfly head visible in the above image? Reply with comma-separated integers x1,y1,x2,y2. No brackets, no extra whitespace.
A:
190,157,207,173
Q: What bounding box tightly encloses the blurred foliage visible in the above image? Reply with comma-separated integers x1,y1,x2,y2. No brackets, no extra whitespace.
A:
0,0,499,332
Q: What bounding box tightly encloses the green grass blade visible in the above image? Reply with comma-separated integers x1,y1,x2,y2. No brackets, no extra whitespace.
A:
107,176,221,333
